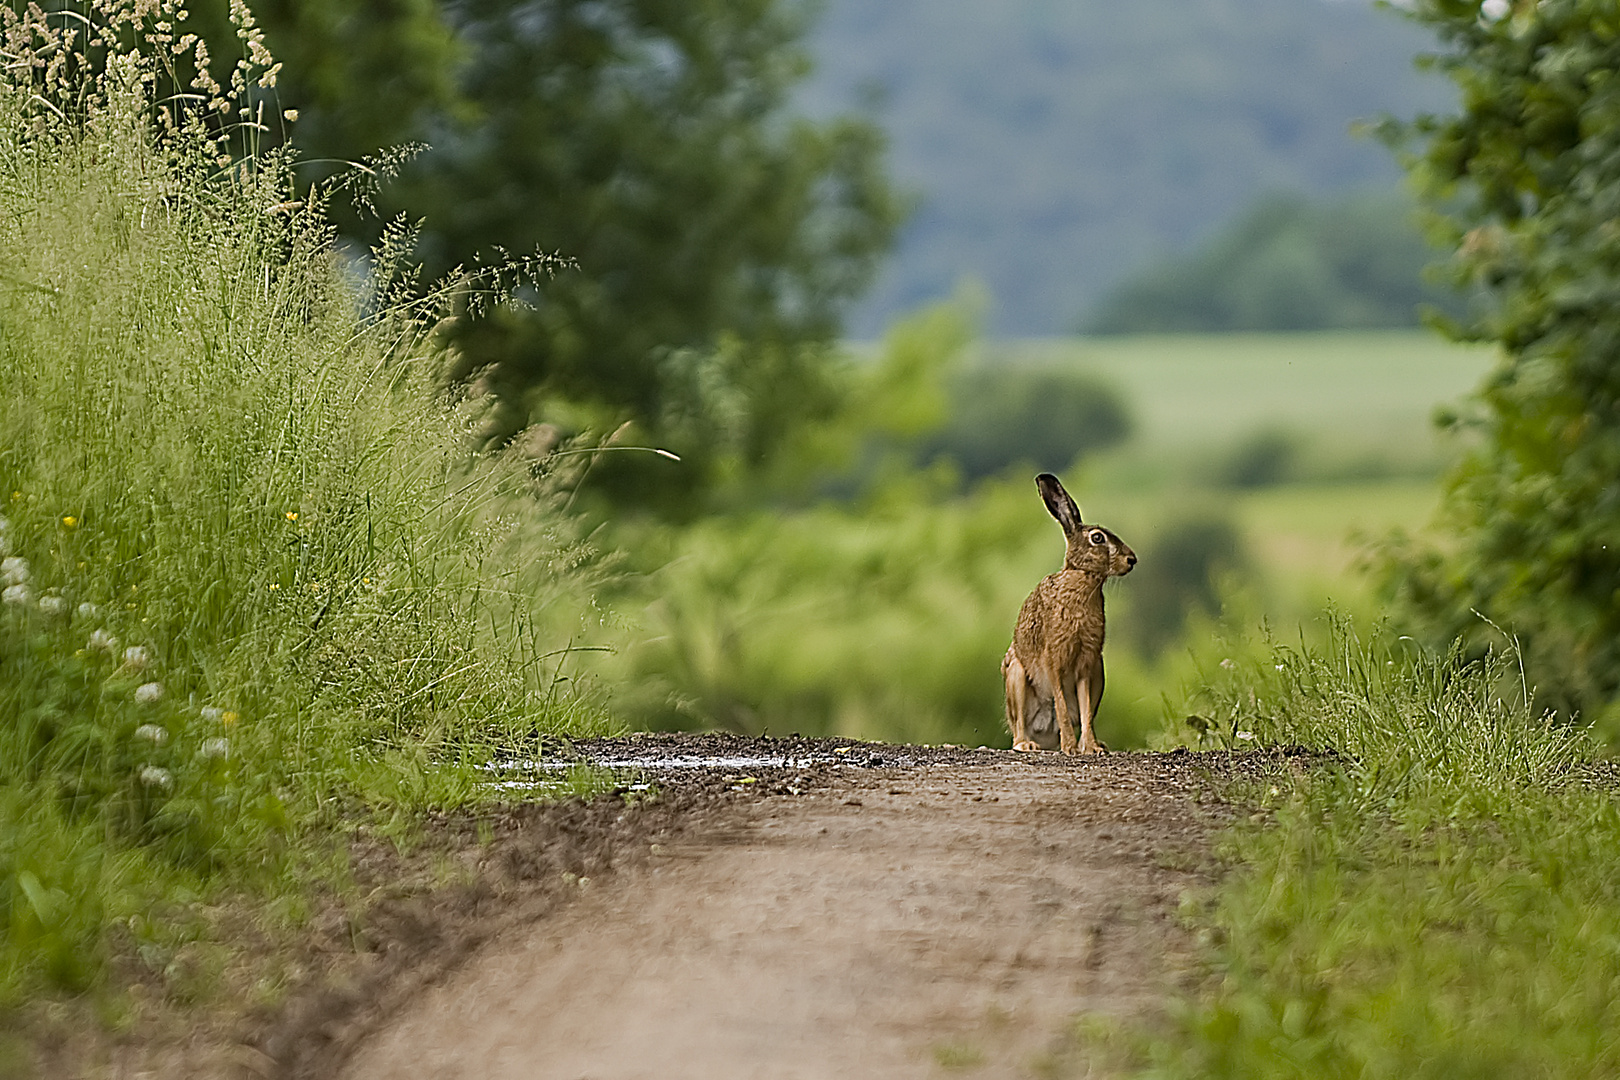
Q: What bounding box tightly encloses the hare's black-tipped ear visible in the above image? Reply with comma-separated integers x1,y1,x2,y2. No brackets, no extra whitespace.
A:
1035,473,1083,534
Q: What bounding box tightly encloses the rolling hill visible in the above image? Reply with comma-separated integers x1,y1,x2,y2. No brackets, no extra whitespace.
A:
800,0,1455,336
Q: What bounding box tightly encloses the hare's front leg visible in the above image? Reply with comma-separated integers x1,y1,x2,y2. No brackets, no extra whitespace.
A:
1077,672,1105,755
1052,671,1079,755
1085,656,1110,753
1003,650,1039,752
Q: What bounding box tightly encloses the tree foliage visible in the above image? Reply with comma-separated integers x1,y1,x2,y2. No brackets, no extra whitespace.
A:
1085,192,1464,333
1380,0,1620,728
384,0,902,502
186,0,460,164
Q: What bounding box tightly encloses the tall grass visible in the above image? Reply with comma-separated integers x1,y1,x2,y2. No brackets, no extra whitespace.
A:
1137,624,1620,1078
0,1,605,1004
1181,620,1587,796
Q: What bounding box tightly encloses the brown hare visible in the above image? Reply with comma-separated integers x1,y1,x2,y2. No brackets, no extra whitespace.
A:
1003,473,1136,754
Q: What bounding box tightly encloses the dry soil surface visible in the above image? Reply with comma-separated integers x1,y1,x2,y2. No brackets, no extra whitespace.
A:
325,735,1242,1080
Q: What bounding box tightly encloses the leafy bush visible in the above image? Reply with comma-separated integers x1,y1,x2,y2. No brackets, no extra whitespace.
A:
0,0,603,1003
1375,1,1620,734
1209,429,1302,489
595,472,1037,746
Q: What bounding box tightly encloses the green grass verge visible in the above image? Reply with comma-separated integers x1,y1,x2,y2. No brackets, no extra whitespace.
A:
0,6,607,1007
1132,624,1620,1077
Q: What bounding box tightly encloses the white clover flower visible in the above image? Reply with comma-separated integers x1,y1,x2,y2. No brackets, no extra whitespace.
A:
2,583,28,606
36,595,66,616
122,645,150,669
1,556,28,585
134,681,164,704
1481,0,1510,19
76,602,99,620
88,629,118,653
200,706,223,723
134,723,169,745
197,737,229,760
1219,658,1235,670
138,765,173,790
1235,730,1256,742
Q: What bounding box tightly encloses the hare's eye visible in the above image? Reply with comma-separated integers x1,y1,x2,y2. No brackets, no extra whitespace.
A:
1089,530,1106,545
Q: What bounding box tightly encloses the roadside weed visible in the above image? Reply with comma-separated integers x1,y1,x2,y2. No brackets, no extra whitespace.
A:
1145,624,1620,1078
0,0,607,1005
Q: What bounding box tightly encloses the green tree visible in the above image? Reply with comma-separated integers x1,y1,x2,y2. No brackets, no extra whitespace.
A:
920,368,1132,481
380,0,902,506
1085,192,1463,333
1380,0,1620,729
238,0,461,166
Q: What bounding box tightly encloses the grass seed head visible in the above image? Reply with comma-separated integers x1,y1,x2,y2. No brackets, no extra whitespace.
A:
137,765,173,791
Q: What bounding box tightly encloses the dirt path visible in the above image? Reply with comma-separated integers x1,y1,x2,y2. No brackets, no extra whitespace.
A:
337,740,1230,1080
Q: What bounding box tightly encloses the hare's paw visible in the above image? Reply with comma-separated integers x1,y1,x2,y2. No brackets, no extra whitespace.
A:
1013,740,1041,752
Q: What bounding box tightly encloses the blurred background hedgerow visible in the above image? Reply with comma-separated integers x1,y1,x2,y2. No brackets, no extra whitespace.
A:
33,0,1609,757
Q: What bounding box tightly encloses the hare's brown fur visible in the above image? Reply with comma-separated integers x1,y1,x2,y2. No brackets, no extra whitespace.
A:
1004,474,1135,754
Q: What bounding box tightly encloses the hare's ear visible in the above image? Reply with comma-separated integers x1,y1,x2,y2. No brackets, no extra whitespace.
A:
1035,473,1083,534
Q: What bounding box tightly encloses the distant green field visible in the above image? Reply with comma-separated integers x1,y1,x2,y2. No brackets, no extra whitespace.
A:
989,330,1496,453
1237,477,1439,574
1086,478,1442,592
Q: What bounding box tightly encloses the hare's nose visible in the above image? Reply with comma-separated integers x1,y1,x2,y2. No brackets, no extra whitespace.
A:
1126,554,1137,567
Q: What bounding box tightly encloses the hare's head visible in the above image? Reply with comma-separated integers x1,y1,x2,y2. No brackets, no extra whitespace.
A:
1035,473,1137,578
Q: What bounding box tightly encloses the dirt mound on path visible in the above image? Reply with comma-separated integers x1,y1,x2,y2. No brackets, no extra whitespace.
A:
311,738,1245,1080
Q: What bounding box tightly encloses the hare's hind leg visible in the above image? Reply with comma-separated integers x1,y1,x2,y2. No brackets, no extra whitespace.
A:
1003,648,1039,752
